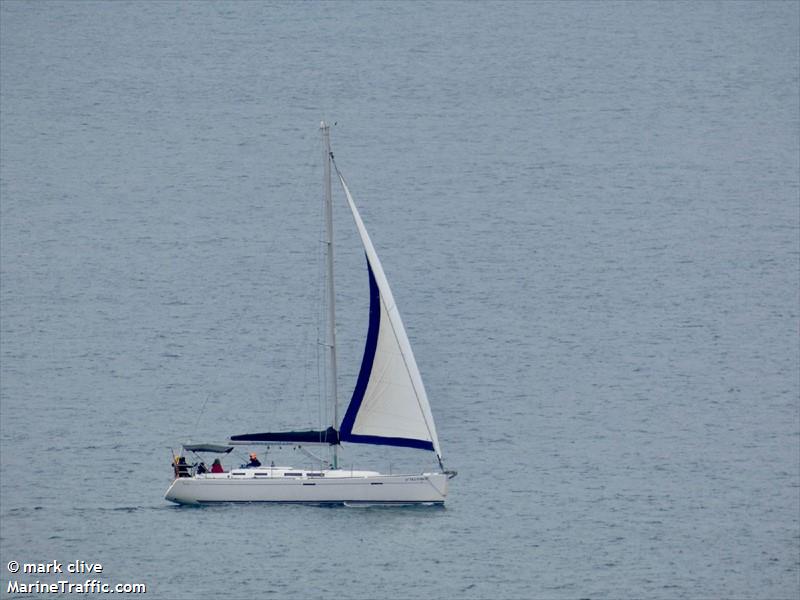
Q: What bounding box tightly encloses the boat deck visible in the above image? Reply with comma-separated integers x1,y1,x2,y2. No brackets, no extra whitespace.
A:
195,467,384,480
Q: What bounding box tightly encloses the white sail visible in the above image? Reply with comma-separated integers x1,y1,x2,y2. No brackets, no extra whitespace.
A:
337,173,442,461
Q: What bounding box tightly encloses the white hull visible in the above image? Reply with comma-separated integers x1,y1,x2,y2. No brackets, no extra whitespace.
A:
165,468,448,506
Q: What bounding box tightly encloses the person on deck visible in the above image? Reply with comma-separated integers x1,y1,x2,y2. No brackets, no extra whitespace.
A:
246,452,262,468
211,458,225,473
175,456,190,478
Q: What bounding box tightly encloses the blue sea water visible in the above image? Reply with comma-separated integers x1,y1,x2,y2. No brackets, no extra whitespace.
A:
1,1,798,598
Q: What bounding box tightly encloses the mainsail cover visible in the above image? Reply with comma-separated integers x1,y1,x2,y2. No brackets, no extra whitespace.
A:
337,173,442,460
230,427,339,445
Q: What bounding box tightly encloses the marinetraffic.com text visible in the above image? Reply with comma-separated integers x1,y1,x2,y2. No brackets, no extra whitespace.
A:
6,560,147,594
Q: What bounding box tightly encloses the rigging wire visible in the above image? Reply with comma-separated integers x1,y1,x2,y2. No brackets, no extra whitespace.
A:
316,151,328,433
191,393,212,436
293,132,326,428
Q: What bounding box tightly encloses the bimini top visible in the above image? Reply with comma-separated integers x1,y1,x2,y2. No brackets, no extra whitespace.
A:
182,443,234,454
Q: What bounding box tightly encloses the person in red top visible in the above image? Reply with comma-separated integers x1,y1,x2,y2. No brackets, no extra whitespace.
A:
211,458,224,473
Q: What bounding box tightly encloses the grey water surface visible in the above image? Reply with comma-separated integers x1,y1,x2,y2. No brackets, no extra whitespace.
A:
1,1,798,598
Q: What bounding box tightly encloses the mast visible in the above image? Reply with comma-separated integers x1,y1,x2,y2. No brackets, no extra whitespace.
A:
321,121,339,469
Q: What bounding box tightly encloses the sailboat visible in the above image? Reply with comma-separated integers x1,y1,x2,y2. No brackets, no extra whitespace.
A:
165,122,454,505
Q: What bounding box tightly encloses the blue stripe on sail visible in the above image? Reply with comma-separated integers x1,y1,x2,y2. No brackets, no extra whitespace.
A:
340,256,436,454
340,257,380,440
343,434,435,452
